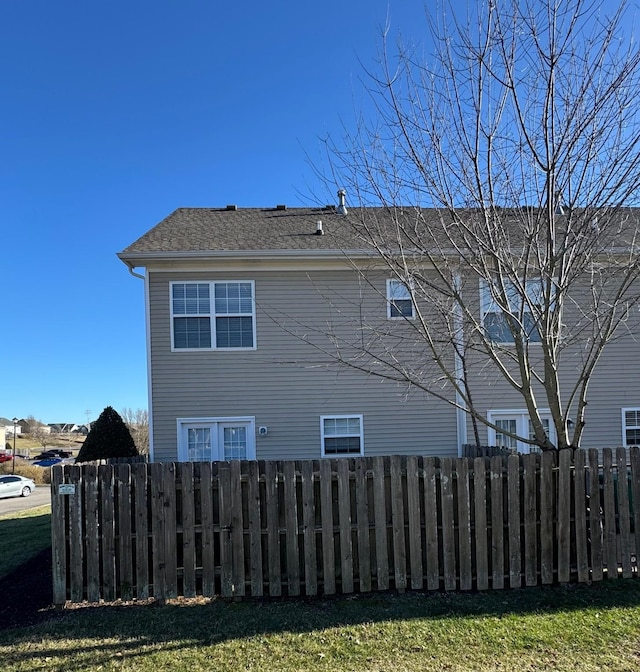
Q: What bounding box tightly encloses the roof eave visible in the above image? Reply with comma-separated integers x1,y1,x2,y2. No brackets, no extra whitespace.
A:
117,248,379,268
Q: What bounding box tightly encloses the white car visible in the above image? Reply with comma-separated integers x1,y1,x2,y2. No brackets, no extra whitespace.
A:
0,475,36,498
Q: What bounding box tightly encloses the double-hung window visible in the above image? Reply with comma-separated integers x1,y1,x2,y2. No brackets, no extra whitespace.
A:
171,281,256,350
480,279,543,343
321,415,364,457
387,279,414,319
622,408,640,446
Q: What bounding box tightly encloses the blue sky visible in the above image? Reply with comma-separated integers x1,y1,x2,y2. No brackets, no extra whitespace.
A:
0,0,430,423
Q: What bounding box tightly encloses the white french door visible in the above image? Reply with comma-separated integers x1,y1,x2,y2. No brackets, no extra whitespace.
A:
178,417,255,462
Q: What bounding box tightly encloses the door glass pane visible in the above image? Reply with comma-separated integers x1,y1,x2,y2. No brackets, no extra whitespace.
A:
528,419,548,454
187,427,212,461
495,419,517,448
223,426,247,460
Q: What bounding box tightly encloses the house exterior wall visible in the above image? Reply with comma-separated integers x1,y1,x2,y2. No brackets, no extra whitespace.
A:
147,267,459,462
460,275,640,450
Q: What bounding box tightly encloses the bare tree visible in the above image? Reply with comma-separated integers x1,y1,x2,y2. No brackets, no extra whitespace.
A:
315,0,640,450
27,415,50,450
121,408,149,455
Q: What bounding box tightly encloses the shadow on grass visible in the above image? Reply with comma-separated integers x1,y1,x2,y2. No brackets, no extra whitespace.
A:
0,511,51,578
2,579,640,671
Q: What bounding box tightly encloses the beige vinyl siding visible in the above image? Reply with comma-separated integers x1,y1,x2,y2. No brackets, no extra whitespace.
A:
149,269,458,461
462,275,640,449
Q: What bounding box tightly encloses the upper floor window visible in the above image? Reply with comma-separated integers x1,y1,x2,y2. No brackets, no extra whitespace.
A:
480,279,543,343
321,415,364,457
171,281,256,351
387,279,414,319
622,408,640,446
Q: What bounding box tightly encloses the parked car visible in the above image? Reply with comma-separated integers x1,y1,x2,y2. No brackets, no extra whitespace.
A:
32,457,63,467
0,474,36,498
0,454,13,463
33,449,71,460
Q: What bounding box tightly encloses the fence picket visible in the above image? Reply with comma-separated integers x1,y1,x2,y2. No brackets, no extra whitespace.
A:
523,454,537,586
406,456,423,590
602,449,618,577
148,463,165,601
302,460,317,596
390,455,407,592
162,463,178,599
180,462,196,598
265,460,282,596
372,456,389,591
440,458,456,591
51,467,67,605
100,465,117,602
319,459,335,595
198,462,216,597
355,457,371,592
490,456,504,590
230,460,245,597
66,465,84,603
283,461,300,596
132,463,149,600
248,460,264,597
337,458,354,593
218,461,234,597
473,458,489,591
630,447,640,569
573,450,589,583
588,449,603,582
616,447,633,579
424,457,439,591
557,450,572,583
456,459,472,591
507,455,521,588
84,464,101,602
540,451,555,584
115,464,133,601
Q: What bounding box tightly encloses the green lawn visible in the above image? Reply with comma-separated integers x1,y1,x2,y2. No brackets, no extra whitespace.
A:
1,507,640,671
0,505,51,578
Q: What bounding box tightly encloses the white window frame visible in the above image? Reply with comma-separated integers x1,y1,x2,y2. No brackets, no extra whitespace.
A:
480,278,544,344
622,408,640,447
320,414,364,457
487,409,555,454
170,280,257,352
177,417,256,462
386,279,415,320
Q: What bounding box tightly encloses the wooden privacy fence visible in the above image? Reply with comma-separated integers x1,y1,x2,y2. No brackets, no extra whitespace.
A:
51,447,640,605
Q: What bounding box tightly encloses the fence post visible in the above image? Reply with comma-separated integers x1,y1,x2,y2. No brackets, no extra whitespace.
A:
51,466,67,606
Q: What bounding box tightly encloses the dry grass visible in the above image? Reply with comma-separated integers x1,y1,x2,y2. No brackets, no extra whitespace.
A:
0,461,52,484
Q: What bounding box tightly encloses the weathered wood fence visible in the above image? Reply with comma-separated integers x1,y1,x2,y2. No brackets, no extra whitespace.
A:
51,447,640,605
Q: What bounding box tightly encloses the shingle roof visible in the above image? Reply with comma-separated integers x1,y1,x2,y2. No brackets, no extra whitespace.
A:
119,207,377,257
118,205,640,265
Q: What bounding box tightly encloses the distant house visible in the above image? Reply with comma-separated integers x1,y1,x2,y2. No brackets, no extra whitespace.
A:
0,417,21,437
118,200,640,463
49,423,79,434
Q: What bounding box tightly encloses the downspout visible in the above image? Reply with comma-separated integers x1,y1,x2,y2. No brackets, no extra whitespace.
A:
123,261,154,462
124,261,145,280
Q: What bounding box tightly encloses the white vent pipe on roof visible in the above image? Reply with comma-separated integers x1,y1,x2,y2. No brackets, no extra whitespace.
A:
336,189,347,215
316,220,324,235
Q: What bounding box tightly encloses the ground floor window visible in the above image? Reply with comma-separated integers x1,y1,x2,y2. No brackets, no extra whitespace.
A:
321,415,364,457
487,410,555,454
622,408,640,447
177,417,256,461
